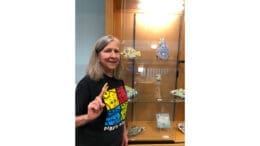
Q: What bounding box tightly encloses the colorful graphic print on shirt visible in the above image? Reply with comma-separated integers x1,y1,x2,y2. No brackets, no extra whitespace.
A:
103,86,128,131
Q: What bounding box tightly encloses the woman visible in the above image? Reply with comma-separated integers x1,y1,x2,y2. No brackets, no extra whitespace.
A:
75,35,128,146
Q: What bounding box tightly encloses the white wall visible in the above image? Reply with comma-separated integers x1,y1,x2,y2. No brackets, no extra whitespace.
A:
76,0,105,83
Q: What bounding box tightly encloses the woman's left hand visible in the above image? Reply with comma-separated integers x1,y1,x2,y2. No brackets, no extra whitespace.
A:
121,125,128,146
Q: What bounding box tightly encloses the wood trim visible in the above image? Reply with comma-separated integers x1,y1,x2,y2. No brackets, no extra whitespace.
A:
105,0,114,35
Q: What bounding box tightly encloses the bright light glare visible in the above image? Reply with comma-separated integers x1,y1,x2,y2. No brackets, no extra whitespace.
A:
138,66,144,73
136,13,177,28
151,43,158,49
138,0,184,14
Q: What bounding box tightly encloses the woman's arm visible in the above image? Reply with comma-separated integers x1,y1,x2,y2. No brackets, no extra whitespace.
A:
75,96,105,127
75,114,89,127
121,124,128,146
75,83,108,127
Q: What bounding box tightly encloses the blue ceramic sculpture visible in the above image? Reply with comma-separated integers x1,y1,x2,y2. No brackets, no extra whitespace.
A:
156,38,169,60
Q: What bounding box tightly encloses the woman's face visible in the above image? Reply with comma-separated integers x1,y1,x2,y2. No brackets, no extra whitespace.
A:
99,40,120,75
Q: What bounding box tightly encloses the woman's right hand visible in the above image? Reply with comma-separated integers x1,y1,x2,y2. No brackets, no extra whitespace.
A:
76,83,108,127
87,83,108,120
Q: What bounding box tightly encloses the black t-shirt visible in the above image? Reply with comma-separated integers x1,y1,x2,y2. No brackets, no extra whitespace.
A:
76,75,128,146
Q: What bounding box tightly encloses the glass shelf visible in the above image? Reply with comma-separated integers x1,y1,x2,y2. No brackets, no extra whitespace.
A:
129,96,184,103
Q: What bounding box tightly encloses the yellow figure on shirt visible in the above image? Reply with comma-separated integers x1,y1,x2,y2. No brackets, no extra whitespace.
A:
103,88,119,110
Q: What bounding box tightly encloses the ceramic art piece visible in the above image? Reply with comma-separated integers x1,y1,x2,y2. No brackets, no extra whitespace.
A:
121,47,141,59
177,122,185,133
128,125,145,137
170,88,185,99
156,38,169,60
125,85,138,101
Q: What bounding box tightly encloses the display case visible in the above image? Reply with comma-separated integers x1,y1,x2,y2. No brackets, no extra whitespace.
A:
105,0,185,144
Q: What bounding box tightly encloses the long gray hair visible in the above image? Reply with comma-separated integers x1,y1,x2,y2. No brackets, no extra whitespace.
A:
86,35,122,81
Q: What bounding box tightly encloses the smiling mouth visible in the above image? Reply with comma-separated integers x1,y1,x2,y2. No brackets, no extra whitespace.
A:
107,59,118,63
